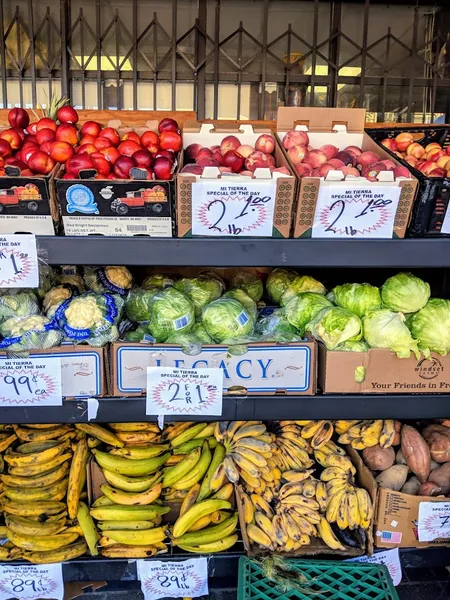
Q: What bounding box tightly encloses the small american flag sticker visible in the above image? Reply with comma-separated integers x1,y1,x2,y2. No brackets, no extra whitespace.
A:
381,531,402,543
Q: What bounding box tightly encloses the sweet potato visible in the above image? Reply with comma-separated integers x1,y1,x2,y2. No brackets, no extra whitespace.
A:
362,445,395,471
401,476,421,495
401,424,431,483
418,481,442,496
396,449,407,465
428,462,450,494
375,465,409,490
422,429,450,463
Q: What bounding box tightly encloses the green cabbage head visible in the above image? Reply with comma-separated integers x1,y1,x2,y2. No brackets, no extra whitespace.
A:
381,273,430,313
407,298,450,356
223,289,257,324
255,309,297,336
230,272,263,302
281,275,326,306
148,288,195,342
335,340,369,352
285,292,333,335
266,268,297,304
333,283,381,318
174,275,224,317
125,288,159,323
202,298,253,343
363,309,420,359
306,306,362,350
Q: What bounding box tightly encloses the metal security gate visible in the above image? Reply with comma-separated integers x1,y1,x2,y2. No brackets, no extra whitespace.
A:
0,0,449,122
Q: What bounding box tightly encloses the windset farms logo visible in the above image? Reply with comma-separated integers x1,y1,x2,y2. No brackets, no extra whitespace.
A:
415,356,444,380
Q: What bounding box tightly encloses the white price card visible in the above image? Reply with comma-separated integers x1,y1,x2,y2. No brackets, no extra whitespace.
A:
346,548,402,586
0,357,62,406
191,180,276,236
146,367,223,416
0,563,64,600
312,185,401,238
0,234,39,288
418,501,450,541
440,203,450,234
137,558,208,600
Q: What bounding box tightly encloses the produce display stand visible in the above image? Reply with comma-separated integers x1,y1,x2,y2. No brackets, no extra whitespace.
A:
1,112,450,600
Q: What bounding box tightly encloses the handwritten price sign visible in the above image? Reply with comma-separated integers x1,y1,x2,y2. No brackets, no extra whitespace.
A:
0,235,39,288
0,563,64,600
312,185,401,238
418,501,450,541
0,357,62,406
191,180,276,236
146,367,223,416
138,558,208,600
347,548,402,586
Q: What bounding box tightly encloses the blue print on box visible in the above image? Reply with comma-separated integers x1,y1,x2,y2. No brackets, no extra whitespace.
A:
66,184,99,215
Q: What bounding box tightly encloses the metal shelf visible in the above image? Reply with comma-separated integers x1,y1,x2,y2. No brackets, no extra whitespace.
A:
36,236,450,268
3,394,450,424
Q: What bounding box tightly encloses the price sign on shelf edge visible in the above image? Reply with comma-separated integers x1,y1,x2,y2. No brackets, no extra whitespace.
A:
0,234,39,288
312,185,401,238
346,548,402,586
191,180,276,237
146,366,223,416
418,501,450,542
0,563,64,600
0,357,62,406
138,558,208,600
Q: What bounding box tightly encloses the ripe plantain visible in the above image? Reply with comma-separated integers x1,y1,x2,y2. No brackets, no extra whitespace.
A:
104,527,167,546
101,544,158,558
13,425,70,442
1,461,69,488
179,483,201,517
7,452,72,477
109,423,160,433
67,438,89,519
90,505,170,522
114,431,160,445
173,499,232,538
5,440,70,467
173,513,238,546
23,540,88,564
5,516,66,537
75,423,124,447
110,444,170,459
93,449,170,477
6,530,78,551
3,477,68,502
100,482,162,506
317,516,345,551
175,534,238,554
102,469,162,493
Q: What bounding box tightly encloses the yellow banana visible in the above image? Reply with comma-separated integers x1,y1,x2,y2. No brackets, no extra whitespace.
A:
302,480,317,498
109,423,160,432
314,450,329,468
7,452,72,477
346,490,359,530
336,494,349,530
173,514,238,546
324,454,356,474
326,488,347,524
101,482,162,506
223,456,240,483
0,434,17,452
287,510,315,536
233,437,272,454
23,541,88,564
300,420,326,439
233,424,266,442
318,516,345,551
176,534,237,554
250,494,274,518
5,516,66,537
102,469,162,493
98,521,156,531
209,462,227,492
106,527,167,546
238,467,260,489
311,421,334,449
278,482,306,500
75,423,124,447
115,431,160,445
334,420,359,435
171,441,212,490
315,481,328,512
212,483,234,500
240,492,254,525
320,467,349,482
67,438,89,519
5,440,70,466
173,499,232,538
110,444,170,459
13,425,70,442
1,461,69,488
6,529,78,551
233,447,267,469
101,545,158,558
246,524,272,548
179,483,201,517
379,420,395,449
2,499,66,517
323,441,346,456
280,510,303,542
93,449,170,477
356,488,372,529
3,477,68,502
272,515,288,546
282,470,314,483
90,505,170,522
231,453,261,478
254,511,276,540
198,443,226,500
77,501,100,556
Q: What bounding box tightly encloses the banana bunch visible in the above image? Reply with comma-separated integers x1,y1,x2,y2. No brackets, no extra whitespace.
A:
335,420,396,449
1,424,89,563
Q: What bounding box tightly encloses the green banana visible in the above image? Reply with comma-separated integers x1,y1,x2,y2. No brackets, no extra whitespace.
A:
171,441,212,490
173,513,238,546
173,437,218,454
163,447,201,488
170,424,208,448
173,499,232,538
92,449,170,477
198,443,226,500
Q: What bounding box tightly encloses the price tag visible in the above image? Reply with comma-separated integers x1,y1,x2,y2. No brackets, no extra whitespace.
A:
191,180,276,236
0,235,39,288
440,203,450,234
146,367,223,416
312,185,401,238
0,357,62,406
0,563,64,600
346,548,402,586
137,558,208,600
418,501,450,541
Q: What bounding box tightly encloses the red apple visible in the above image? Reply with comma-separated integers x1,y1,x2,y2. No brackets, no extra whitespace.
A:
91,154,111,177
236,145,254,159
81,121,102,138
113,156,136,179
36,118,57,132
185,144,202,160
210,148,224,166
220,135,241,155
28,151,55,174
283,130,309,150
153,156,173,180
141,131,160,153
56,124,78,146
255,134,275,154
157,149,175,163
381,139,397,152
36,128,56,146
304,149,327,168
158,118,179,133
100,147,120,164
118,140,141,157
328,158,345,169
335,151,356,167
22,144,39,162
50,141,74,164
77,143,97,155
160,131,182,153
12,127,26,142
357,151,381,170
0,129,22,150
57,106,78,125
99,127,120,147
132,149,153,168
65,154,95,177
5,157,27,171
196,157,219,167
395,132,414,152
345,146,362,158
0,140,12,158
181,164,203,175
245,151,273,172
381,159,396,170
394,166,411,178
27,122,38,135
122,131,141,145
287,145,307,165
222,150,244,173
406,143,425,159
320,145,338,160
39,141,54,155
8,107,30,129
196,148,213,162
79,134,96,146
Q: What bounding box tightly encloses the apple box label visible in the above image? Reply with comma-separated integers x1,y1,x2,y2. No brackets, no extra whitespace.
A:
312,185,401,238
191,180,276,236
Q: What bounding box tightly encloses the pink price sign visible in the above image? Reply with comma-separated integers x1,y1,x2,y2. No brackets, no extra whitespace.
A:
0,235,39,288
0,357,62,406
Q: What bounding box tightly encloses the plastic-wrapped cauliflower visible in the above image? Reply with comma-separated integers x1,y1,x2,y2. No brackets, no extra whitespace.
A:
142,273,175,290
44,285,80,317
0,315,63,351
147,288,195,342
202,297,254,343
59,274,86,292
0,292,40,324
125,288,159,323
174,274,224,317
54,293,124,347
84,266,133,296
230,272,263,302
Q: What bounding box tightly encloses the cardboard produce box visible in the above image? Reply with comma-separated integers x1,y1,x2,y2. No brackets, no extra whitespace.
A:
0,345,107,399
237,445,375,557
177,123,296,238
319,344,450,394
276,107,418,239
110,340,316,397
55,119,179,237
375,487,450,549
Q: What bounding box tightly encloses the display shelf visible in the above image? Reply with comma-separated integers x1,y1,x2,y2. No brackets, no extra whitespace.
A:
3,394,450,424
36,236,450,268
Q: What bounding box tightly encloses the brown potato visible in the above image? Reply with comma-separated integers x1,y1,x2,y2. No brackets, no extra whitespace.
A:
375,465,409,491
363,445,395,471
428,462,450,494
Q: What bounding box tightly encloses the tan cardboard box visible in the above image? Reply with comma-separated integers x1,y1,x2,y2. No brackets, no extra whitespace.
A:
375,487,450,549
0,345,107,399
319,344,450,394
276,107,418,239
177,122,296,237
110,340,317,397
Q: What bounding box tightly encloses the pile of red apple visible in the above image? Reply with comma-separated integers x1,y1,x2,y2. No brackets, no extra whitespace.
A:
282,130,410,181
0,107,181,181
181,134,290,176
381,133,450,178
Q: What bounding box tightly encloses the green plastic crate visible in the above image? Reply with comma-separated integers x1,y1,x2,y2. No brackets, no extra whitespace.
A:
238,556,399,600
